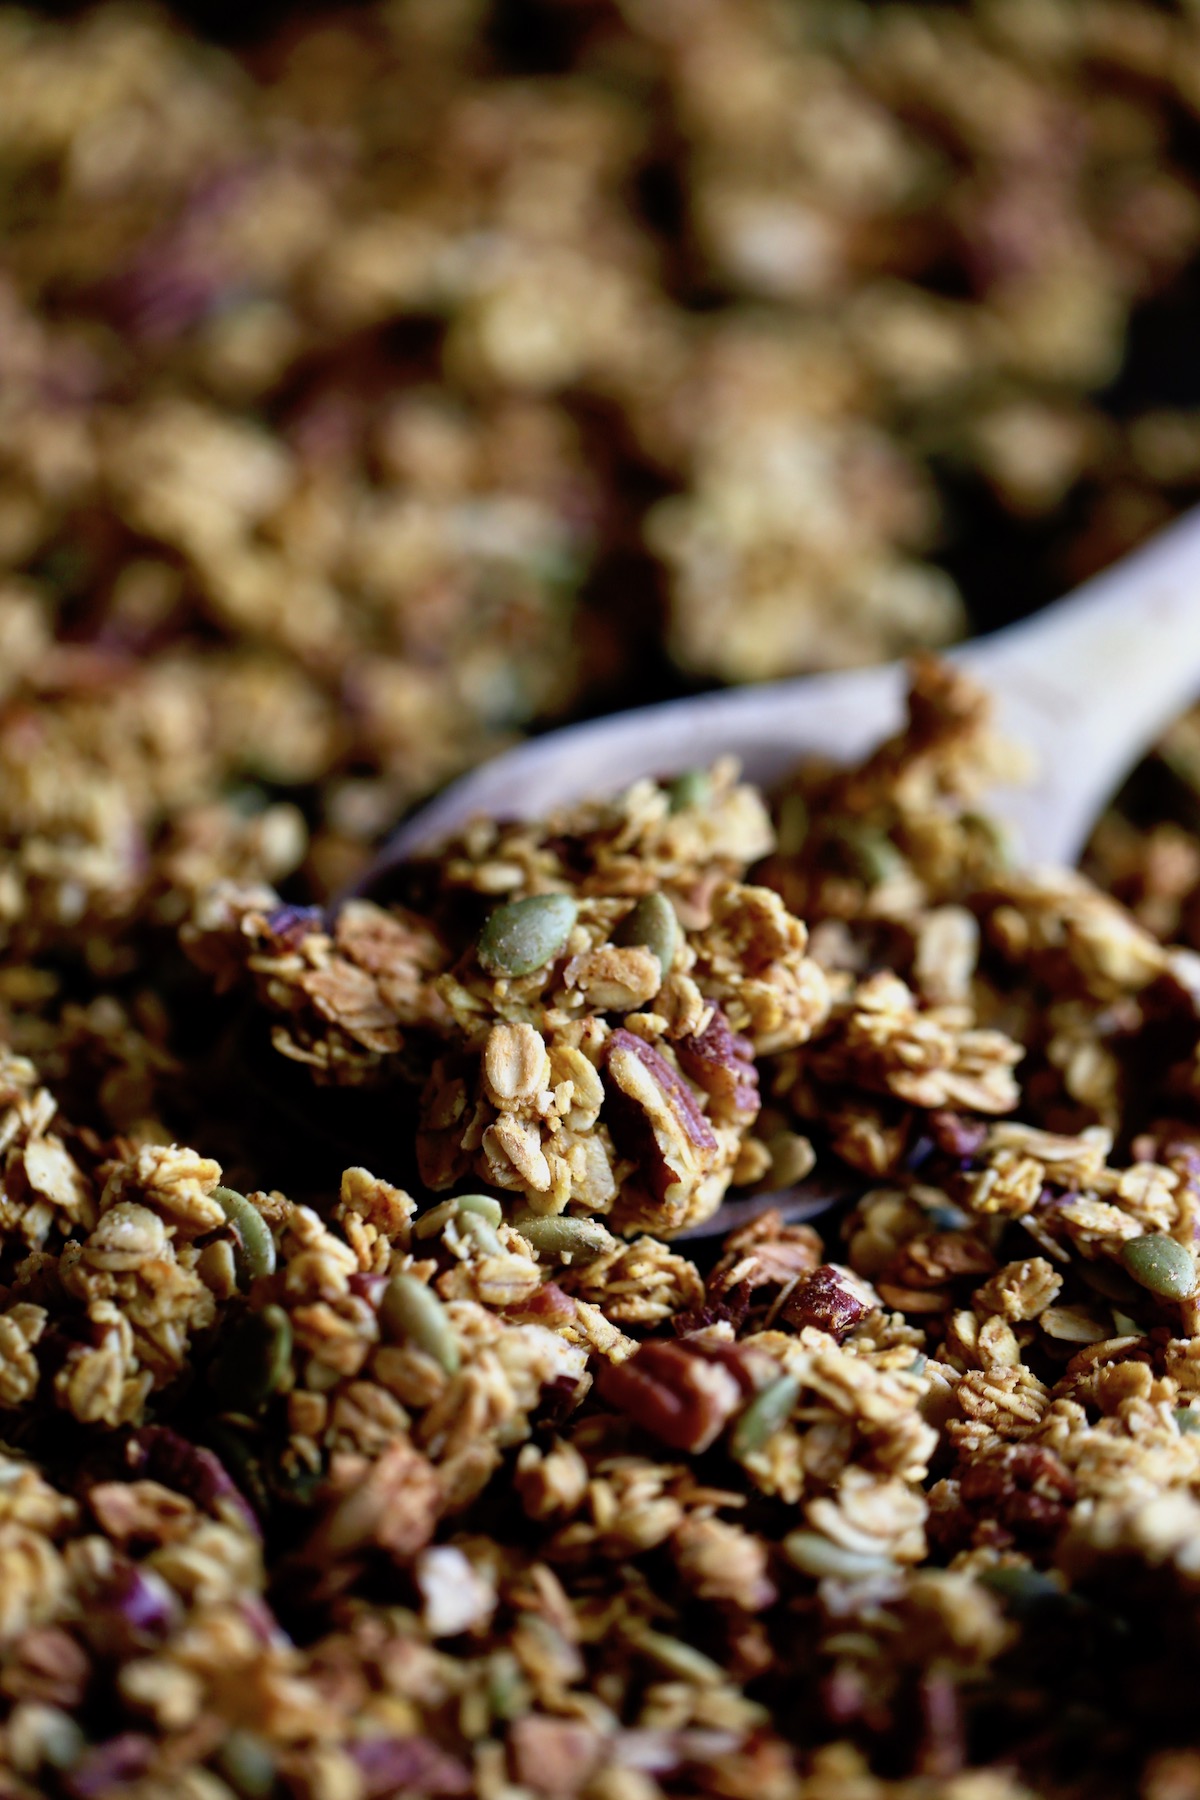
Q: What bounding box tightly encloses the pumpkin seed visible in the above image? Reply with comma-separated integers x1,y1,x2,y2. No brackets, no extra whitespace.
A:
978,1566,1064,1614
381,1274,460,1374
213,1186,276,1288
511,1210,616,1261
476,893,577,977
1177,1407,1200,1435
415,1193,505,1242
828,821,902,886
210,1304,293,1410
612,891,680,974
665,768,710,813
456,1194,504,1226
1121,1233,1197,1299
783,1530,898,1580
1080,1260,1142,1305
217,1729,277,1798
775,791,809,855
459,1210,504,1257
729,1374,799,1459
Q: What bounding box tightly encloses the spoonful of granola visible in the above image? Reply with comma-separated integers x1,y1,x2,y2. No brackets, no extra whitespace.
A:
192,507,1200,1248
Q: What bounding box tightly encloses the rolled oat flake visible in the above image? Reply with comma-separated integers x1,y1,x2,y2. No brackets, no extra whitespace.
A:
1121,1233,1197,1299
476,893,578,977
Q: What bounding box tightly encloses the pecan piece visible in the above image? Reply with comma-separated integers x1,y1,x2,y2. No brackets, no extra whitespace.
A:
597,1339,747,1453
675,1006,761,1127
604,1030,717,1209
781,1264,876,1340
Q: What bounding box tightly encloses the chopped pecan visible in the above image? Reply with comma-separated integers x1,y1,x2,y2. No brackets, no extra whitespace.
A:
348,1736,471,1797
675,1006,761,1127
708,1210,823,1301
604,1029,717,1208
781,1265,875,1340
597,1338,748,1453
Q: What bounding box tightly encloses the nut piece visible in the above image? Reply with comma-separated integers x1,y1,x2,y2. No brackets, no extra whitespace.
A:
676,1005,761,1127
597,1339,746,1453
782,1265,876,1340
604,1029,717,1209
476,894,578,978
1121,1234,1197,1300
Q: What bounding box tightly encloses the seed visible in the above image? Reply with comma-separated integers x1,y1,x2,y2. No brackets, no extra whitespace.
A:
460,1210,504,1257
828,821,902,885
414,1198,460,1240
1079,1260,1141,1305
665,768,710,813
775,790,809,855
415,1193,505,1241
628,1627,723,1684
381,1274,460,1374
214,1187,276,1287
729,1374,800,1460
457,1194,504,1226
978,1566,1064,1614
217,1730,277,1798
1177,1407,1200,1435
211,1304,293,1410
1121,1233,1197,1300
612,891,680,974
511,1210,617,1261
476,893,578,977
783,1530,897,1580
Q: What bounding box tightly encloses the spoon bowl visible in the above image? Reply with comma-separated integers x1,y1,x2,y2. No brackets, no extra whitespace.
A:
367,502,1200,883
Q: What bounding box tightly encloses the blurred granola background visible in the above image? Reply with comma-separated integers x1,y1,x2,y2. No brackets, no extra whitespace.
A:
5,0,1200,1152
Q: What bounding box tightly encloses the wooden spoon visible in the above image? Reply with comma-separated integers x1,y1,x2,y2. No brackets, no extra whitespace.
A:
363,505,1200,1235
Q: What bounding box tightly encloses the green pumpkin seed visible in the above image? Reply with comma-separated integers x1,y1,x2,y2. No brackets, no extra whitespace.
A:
381,1274,460,1374
783,1530,898,1580
612,892,680,974
828,821,902,886
217,1729,277,1798
1080,1260,1142,1305
665,768,710,813
456,1194,504,1226
978,1566,1063,1614
1177,1407,1200,1435
211,1305,293,1410
775,791,809,856
415,1193,505,1241
1121,1233,1197,1300
476,893,578,977
729,1374,800,1460
511,1210,617,1261
460,1210,504,1257
213,1186,276,1288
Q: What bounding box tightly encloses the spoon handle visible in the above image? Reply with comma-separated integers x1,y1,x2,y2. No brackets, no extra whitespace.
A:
958,501,1200,865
